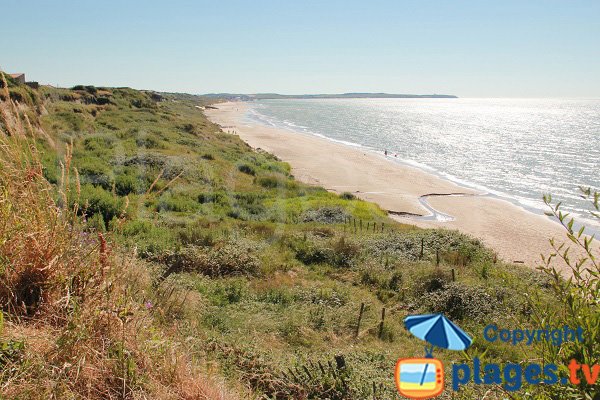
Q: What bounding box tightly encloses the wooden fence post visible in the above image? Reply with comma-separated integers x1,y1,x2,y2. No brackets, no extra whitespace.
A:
452,268,456,282
436,249,440,267
420,238,424,259
378,307,386,339
355,302,365,338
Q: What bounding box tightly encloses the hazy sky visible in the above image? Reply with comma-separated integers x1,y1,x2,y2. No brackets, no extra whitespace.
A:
2,0,599,97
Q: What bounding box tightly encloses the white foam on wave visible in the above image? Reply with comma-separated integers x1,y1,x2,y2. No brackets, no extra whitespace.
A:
247,105,369,149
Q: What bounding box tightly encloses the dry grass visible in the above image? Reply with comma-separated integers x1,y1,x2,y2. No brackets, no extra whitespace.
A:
0,73,237,399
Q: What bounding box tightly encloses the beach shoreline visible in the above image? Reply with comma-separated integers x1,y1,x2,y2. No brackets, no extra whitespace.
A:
205,101,577,270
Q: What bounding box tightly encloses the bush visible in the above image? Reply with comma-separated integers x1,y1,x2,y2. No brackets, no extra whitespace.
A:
210,279,248,306
255,175,278,188
163,241,260,277
237,163,255,175
86,212,106,232
263,161,290,175
232,192,266,218
529,190,600,398
156,193,200,213
135,136,163,149
114,173,146,196
330,236,359,268
76,157,112,190
300,206,348,224
255,173,297,190
292,239,331,265
180,123,197,134
123,154,166,168
365,230,490,263
71,85,97,95
119,220,177,256
418,277,496,322
83,136,114,152
258,288,294,306
78,184,125,223
130,98,156,109
290,235,358,268
198,191,227,205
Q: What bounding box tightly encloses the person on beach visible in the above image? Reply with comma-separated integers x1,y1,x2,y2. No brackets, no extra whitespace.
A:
384,150,388,156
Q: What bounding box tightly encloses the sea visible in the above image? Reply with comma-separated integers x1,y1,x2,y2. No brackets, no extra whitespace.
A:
244,98,600,230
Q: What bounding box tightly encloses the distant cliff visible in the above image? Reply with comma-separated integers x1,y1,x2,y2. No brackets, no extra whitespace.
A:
200,92,458,101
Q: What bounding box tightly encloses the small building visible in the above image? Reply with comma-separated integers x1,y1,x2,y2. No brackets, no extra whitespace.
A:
9,73,26,84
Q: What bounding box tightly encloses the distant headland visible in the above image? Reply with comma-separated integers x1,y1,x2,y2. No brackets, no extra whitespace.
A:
200,92,458,101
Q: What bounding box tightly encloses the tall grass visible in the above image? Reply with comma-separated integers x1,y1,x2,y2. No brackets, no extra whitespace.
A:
0,72,235,399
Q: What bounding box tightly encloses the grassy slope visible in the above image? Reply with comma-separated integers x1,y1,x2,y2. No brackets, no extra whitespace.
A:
1,80,561,399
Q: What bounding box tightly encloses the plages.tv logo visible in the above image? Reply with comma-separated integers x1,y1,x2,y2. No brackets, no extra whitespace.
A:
395,314,473,399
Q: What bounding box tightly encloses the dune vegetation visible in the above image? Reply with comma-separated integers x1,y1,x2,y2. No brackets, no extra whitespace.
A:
0,72,596,399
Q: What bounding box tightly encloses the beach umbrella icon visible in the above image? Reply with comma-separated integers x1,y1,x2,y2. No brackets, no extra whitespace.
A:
401,314,473,391
404,313,473,353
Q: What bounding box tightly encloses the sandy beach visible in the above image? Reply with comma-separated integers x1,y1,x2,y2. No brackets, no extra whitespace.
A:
206,102,580,270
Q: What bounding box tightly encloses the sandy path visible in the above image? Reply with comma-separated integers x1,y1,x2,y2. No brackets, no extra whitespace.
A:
206,102,579,270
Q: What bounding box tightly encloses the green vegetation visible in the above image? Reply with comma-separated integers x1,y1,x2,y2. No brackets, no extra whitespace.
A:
530,190,600,398
1,73,590,399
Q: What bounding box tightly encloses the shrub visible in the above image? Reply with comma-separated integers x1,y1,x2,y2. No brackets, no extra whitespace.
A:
291,239,331,265
78,184,125,223
180,123,197,134
135,136,162,149
210,279,248,306
290,235,358,268
162,241,260,277
255,175,278,188
76,157,112,189
340,192,356,200
258,288,294,306
130,98,156,109
330,236,359,268
95,97,111,105
114,173,146,196
263,161,290,175
365,230,491,263
198,191,227,205
432,283,495,321
237,163,255,175
119,220,177,256
300,206,348,224
86,212,106,232
123,153,166,168
232,192,266,217
530,190,600,398
83,136,114,152
156,193,200,213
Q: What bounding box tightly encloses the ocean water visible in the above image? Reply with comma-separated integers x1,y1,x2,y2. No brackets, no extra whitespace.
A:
244,98,600,228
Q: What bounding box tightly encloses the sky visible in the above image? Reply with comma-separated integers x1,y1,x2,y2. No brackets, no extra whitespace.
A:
1,0,599,97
